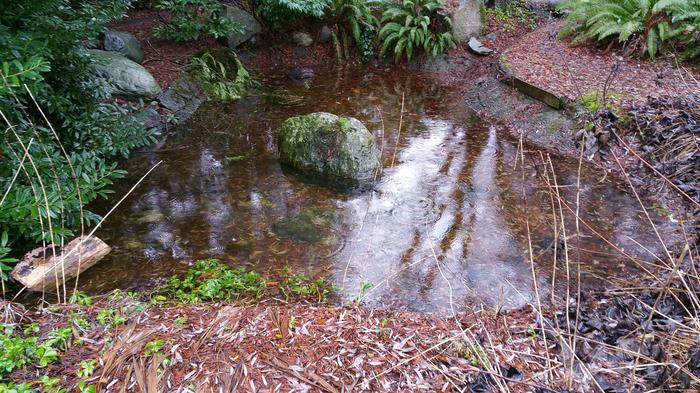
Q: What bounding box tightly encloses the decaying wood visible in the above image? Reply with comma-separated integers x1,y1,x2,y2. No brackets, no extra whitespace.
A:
10,236,111,292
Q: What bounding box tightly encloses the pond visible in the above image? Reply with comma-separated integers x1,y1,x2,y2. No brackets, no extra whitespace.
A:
78,67,678,313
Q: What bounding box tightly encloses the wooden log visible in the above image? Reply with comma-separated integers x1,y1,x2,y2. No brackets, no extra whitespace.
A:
11,236,111,292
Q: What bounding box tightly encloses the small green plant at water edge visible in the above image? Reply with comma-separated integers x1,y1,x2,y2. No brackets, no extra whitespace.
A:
162,259,265,303
152,0,242,42
379,0,456,62
280,266,337,302
69,291,93,307
353,281,374,302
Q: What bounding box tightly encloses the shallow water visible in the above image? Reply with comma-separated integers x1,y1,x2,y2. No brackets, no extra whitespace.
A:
77,68,678,312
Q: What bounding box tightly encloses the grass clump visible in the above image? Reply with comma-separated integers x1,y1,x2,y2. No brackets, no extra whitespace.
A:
161,259,265,303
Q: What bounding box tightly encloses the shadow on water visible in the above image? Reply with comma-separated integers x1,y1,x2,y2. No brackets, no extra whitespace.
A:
72,68,679,313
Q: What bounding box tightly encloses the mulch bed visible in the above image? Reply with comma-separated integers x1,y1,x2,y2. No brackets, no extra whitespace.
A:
502,20,700,105
7,300,559,392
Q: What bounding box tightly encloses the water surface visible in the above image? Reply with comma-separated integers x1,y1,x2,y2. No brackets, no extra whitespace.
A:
79,68,678,312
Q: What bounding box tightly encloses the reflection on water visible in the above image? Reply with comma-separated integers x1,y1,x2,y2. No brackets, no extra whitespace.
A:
75,68,678,313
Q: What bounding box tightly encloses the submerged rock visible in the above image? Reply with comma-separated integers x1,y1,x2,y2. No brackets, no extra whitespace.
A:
272,208,341,243
468,37,493,55
103,31,143,63
287,67,314,82
222,5,262,48
88,49,161,99
277,112,380,189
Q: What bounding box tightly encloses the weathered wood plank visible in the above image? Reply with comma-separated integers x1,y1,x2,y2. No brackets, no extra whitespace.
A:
11,236,111,292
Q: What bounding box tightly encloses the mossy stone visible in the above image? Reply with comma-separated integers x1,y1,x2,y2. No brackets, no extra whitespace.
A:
276,112,380,190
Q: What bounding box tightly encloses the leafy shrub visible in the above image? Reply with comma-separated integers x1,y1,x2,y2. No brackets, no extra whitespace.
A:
558,0,700,59
258,0,330,28
379,0,455,62
0,233,17,284
0,0,156,276
326,0,381,62
188,49,257,101
161,259,265,303
152,0,241,42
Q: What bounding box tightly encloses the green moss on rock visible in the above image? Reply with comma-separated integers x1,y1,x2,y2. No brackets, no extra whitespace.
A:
277,112,380,190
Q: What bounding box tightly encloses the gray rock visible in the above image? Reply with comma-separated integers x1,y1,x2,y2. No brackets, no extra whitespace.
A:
277,112,380,189
103,31,143,63
483,32,497,41
287,67,314,82
451,0,481,43
133,107,161,130
88,50,161,99
222,5,262,48
468,37,493,55
158,77,205,119
319,25,332,43
292,31,313,47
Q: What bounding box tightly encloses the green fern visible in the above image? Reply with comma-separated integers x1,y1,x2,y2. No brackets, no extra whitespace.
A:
378,0,455,62
558,0,700,59
326,0,382,63
653,0,700,59
188,50,257,101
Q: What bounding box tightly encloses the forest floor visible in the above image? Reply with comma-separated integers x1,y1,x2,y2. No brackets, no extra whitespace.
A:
5,3,698,393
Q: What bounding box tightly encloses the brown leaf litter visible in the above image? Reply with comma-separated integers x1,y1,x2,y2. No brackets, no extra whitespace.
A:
9,300,566,392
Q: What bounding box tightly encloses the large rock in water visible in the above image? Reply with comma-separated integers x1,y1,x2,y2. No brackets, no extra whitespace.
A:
451,0,481,43
277,112,380,188
88,49,161,99
222,5,262,48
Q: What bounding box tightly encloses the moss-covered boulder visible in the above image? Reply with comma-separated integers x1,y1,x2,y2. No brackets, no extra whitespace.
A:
277,112,380,189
